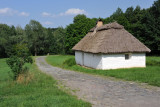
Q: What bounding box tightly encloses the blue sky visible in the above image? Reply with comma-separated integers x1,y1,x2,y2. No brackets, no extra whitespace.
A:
0,0,156,28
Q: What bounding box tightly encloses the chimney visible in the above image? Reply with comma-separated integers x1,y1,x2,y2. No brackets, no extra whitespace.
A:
96,19,103,27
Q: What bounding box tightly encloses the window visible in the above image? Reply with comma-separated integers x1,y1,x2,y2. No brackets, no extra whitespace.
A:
125,54,131,60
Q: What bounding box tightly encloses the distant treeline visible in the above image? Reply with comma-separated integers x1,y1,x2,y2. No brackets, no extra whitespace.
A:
0,0,160,57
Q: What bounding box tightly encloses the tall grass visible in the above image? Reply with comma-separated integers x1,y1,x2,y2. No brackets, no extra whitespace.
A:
0,58,91,107
46,55,160,87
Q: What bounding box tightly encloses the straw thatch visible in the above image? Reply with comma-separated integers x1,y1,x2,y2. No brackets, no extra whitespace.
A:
72,22,151,54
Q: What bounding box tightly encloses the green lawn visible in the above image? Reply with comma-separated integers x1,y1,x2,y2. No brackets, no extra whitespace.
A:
0,58,91,107
46,55,160,87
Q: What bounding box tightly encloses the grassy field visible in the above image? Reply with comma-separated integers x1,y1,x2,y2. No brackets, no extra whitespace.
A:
46,55,160,87
0,58,91,107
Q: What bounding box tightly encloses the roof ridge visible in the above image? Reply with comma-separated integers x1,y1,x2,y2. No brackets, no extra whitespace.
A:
90,22,124,32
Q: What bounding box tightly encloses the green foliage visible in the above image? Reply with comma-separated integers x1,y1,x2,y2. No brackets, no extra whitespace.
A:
146,60,160,66
1,0,160,57
46,55,160,87
0,58,91,107
6,44,33,80
63,58,76,67
146,56,160,66
0,24,27,58
65,14,97,54
25,20,48,56
48,27,66,54
0,24,15,57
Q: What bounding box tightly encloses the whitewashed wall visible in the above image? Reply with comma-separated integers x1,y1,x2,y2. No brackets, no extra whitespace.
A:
75,51,83,65
102,53,146,69
75,51,146,70
83,52,102,69
75,51,102,69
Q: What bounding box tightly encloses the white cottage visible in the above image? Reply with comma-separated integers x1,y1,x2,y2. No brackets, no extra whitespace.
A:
72,20,151,70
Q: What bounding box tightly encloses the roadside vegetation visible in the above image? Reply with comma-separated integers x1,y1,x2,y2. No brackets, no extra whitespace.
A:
46,55,160,87
0,58,91,107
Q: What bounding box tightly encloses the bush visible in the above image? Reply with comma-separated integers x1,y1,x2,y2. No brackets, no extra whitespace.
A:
6,44,32,80
63,58,76,67
146,60,160,66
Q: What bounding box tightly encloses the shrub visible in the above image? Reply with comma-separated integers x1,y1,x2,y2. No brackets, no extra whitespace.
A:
146,60,160,66
6,44,33,80
63,58,76,67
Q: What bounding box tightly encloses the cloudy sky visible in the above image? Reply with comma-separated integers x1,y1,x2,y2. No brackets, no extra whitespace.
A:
0,0,156,28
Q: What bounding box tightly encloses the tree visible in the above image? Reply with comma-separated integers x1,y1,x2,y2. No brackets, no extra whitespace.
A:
110,7,124,19
149,0,160,51
5,26,27,56
46,28,57,54
6,44,33,80
125,6,134,23
0,24,13,57
51,27,66,54
65,14,96,54
25,20,47,56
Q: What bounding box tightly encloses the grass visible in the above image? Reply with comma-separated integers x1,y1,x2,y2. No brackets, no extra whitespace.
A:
0,58,91,107
46,55,160,87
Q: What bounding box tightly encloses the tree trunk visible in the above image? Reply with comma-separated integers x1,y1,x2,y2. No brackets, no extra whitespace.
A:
35,45,37,56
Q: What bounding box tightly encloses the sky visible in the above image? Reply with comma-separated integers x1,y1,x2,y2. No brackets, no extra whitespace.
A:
0,0,156,28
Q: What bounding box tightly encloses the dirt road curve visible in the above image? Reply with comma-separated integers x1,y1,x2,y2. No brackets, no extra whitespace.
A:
36,56,160,107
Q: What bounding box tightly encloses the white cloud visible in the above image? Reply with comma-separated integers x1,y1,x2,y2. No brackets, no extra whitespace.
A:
41,12,51,17
19,12,29,16
0,8,17,16
43,21,53,25
42,8,87,18
64,8,87,16
0,8,29,17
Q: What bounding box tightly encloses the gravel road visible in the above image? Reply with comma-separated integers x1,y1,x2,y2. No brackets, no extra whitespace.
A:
36,56,160,107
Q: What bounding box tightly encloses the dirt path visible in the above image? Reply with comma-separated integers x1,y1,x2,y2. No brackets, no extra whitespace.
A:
36,56,160,107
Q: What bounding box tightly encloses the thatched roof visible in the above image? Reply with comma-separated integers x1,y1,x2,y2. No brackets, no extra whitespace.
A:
72,22,151,54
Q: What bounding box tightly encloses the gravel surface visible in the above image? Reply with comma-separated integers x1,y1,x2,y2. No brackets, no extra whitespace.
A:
36,56,160,107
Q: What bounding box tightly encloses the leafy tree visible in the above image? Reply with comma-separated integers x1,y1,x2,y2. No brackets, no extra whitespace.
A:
149,0,160,51
125,6,134,23
25,20,47,56
110,7,124,19
103,17,114,24
46,27,66,55
0,24,13,57
5,26,27,56
46,28,57,54
65,14,96,54
110,8,130,29
1,0,160,56
6,44,33,80
52,27,66,54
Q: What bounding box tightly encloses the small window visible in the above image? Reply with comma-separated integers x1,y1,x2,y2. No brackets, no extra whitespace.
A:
125,54,131,60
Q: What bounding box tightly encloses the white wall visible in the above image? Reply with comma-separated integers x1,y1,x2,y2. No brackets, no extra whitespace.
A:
75,51,146,70
75,51,102,69
102,53,146,70
83,52,102,69
75,51,83,65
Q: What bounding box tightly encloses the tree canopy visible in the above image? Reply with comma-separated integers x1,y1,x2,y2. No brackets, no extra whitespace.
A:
0,0,160,57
